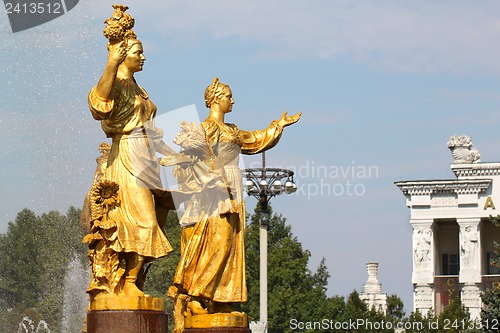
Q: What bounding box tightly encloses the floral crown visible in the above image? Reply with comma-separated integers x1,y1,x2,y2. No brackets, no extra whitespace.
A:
103,4,136,44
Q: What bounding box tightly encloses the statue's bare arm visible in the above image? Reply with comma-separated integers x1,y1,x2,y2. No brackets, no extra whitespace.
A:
95,41,127,100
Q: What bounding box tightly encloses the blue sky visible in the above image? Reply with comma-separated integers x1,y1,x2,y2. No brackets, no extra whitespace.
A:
2,0,500,313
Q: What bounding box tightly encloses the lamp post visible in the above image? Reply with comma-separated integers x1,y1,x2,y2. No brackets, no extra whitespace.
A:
243,151,297,333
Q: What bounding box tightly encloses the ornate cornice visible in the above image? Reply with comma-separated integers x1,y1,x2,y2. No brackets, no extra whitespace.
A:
452,163,500,177
395,179,492,196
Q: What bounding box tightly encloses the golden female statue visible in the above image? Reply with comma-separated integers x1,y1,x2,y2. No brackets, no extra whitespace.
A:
84,5,178,300
169,78,301,331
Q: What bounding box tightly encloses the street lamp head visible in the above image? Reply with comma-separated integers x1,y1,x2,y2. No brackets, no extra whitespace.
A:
243,167,295,198
284,180,297,194
259,179,269,191
272,180,282,194
246,179,255,192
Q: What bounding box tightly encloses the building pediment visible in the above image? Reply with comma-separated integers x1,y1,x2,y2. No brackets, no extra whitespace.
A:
395,179,492,196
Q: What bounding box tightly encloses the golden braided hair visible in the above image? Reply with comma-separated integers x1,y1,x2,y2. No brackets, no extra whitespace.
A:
204,77,228,108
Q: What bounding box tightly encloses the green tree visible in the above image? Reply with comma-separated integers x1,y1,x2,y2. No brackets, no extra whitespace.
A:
482,287,500,333
337,290,392,333
36,208,87,332
145,206,339,332
403,310,437,333
386,294,405,322
488,215,500,267
241,205,338,333
0,208,86,332
0,209,41,306
144,210,183,322
437,298,479,333
0,206,415,333
482,215,500,331
342,290,369,323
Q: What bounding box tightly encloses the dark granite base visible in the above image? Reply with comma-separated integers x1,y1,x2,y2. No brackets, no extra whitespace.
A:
87,310,168,333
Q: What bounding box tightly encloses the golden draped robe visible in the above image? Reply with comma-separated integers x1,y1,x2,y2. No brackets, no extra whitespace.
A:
173,118,284,303
88,78,173,259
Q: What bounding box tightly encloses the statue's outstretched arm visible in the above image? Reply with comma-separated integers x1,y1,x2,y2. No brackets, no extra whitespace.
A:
278,111,302,127
239,111,302,155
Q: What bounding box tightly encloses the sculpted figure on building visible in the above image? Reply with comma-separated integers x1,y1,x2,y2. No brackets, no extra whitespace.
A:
461,225,479,270
414,228,432,271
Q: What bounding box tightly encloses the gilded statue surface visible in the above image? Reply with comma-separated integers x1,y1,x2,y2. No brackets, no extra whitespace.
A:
167,78,301,331
83,5,182,305
83,5,301,327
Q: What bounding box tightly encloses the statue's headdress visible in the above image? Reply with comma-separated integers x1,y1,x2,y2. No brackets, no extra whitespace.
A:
103,4,136,44
204,77,227,108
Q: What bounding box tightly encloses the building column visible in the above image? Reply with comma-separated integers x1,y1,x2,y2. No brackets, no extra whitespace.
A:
411,219,434,315
457,218,482,320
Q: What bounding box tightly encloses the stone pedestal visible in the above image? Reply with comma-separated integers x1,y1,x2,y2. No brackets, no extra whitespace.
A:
183,313,251,333
86,295,168,333
87,310,168,333
414,284,433,315
461,283,482,320
184,329,251,333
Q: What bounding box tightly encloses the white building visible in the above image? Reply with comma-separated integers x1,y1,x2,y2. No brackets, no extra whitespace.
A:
360,262,387,315
396,135,500,319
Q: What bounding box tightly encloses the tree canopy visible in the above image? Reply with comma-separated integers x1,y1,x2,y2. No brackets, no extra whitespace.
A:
0,207,86,333
240,205,337,332
481,215,500,332
1,205,491,333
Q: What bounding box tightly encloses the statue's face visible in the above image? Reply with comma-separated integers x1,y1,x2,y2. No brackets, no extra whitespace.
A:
123,41,145,73
216,86,234,113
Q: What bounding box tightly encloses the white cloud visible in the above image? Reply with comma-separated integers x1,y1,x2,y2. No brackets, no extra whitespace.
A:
130,0,500,75
3,1,500,75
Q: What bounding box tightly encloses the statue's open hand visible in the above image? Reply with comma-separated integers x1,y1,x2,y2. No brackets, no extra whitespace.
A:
279,112,302,127
108,41,127,66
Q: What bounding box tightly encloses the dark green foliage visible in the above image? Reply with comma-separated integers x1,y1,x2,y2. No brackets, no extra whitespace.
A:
482,287,500,332
342,290,369,323
0,209,41,305
403,310,437,333
482,215,500,330
386,294,405,322
0,205,431,333
436,299,478,333
401,299,483,333
0,207,181,333
0,207,86,333
241,205,341,332
143,210,182,323
333,290,392,333
489,215,500,267
402,300,480,333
